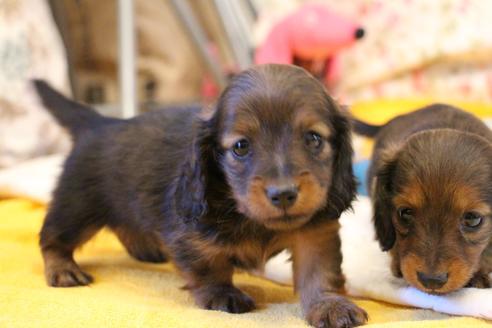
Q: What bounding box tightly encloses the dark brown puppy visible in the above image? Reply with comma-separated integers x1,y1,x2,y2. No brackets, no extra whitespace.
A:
35,64,367,328
354,104,492,294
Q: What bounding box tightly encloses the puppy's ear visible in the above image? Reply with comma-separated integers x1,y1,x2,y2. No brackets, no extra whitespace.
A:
175,118,216,221
372,149,399,251
325,108,357,218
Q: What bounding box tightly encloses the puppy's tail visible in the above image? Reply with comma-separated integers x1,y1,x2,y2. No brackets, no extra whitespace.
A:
33,79,119,139
351,119,381,138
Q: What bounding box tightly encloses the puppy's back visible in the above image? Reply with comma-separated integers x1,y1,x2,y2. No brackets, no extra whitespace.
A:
375,104,492,147
35,80,204,227
366,104,492,192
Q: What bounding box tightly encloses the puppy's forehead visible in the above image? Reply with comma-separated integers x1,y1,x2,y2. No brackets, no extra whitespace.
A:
218,65,334,136
394,179,490,215
393,130,492,213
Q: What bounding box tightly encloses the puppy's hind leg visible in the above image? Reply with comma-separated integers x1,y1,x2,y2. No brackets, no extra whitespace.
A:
113,226,168,263
40,201,105,287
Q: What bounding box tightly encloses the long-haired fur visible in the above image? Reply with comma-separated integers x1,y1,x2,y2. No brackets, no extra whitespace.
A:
35,64,366,327
354,104,492,294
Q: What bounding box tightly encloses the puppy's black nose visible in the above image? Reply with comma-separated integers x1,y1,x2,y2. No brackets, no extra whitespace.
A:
417,271,448,289
355,27,365,39
267,186,298,209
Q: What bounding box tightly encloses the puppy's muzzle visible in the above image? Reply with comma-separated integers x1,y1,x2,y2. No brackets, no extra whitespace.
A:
266,185,298,209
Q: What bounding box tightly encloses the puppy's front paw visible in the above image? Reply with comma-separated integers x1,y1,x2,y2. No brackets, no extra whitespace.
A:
466,271,491,288
45,262,93,287
306,296,367,328
194,284,256,313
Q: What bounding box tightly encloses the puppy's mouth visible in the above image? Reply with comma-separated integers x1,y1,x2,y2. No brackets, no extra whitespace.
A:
400,254,477,295
238,202,315,230
402,267,470,295
262,213,311,230
412,283,449,295
412,278,471,295
402,270,452,295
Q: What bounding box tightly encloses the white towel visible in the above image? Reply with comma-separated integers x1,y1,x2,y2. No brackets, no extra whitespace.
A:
264,196,492,320
0,154,64,203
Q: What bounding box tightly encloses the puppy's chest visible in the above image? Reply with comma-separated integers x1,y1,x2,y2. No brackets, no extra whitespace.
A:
226,238,285,271
196,224,285,271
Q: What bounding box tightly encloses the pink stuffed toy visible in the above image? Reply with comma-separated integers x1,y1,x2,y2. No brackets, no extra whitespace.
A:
255,4,364,87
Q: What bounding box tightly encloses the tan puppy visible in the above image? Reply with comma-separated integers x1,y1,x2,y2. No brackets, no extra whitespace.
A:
354,104,492,294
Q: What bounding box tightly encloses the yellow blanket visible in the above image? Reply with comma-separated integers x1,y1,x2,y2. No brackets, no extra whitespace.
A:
0,199,490,327
350,98,492,159
350,98,492,124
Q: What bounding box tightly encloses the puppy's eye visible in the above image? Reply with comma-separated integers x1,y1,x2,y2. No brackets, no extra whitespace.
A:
232,139,250,158
462,212,483,230
397,207,414,225
304,131,323,152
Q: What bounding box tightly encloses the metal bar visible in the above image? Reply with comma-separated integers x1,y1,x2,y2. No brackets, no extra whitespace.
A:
230,1,255,67
118,0,137,118
170,0,227,89
214,0,242,69
213,0,254,70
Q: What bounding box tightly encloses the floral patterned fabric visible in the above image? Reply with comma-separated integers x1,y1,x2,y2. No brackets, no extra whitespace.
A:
0,0,70,168
254,0,492,103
